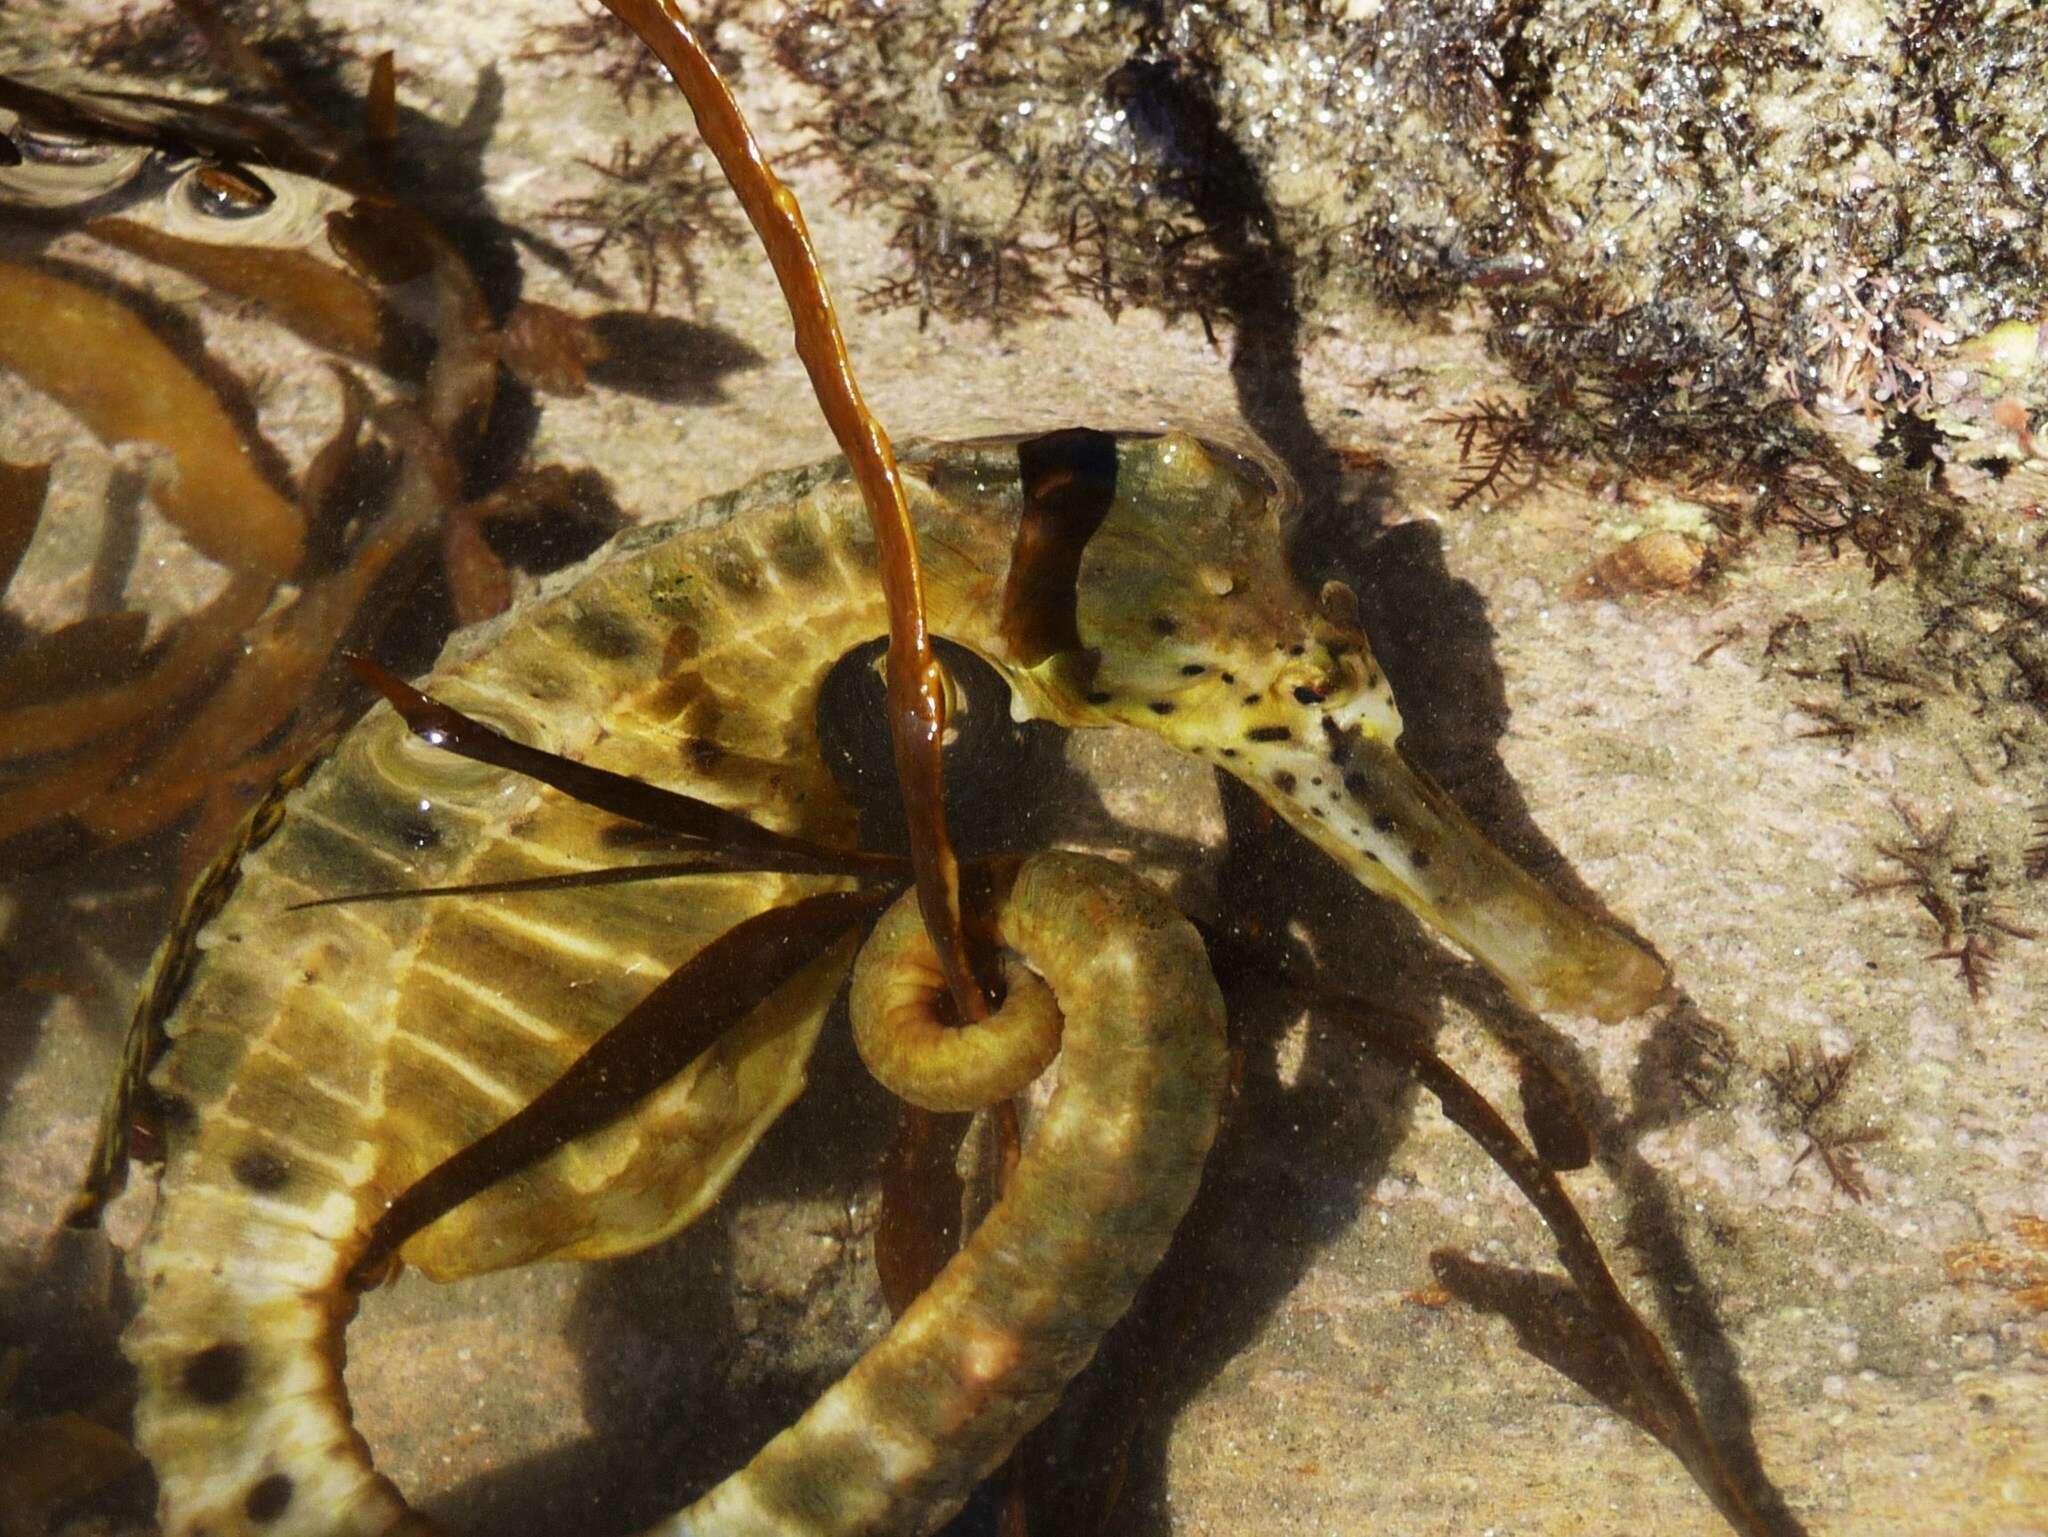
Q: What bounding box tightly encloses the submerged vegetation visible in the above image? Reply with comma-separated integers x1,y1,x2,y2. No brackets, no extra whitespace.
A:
0,56,617,880
68,0,355,84
762,0,2048,413
545,131,744,311
1853,801,2039,1001
769,2,1242,334
1762,1039,1886,1204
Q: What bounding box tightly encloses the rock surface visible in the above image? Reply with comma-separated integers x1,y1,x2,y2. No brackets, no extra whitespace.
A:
1,2,2044,1536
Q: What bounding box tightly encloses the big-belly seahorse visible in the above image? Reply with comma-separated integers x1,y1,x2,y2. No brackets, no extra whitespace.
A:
90,428,1666,1536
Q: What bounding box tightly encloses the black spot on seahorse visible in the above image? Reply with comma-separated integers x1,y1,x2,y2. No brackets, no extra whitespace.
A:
1272,771,1296,793
244,1474,294,1523
706,544,767,603
181,1343,248,1405
1150,613,1179,636
1247,726,1291,743
1085,690,1114,706
568,607,645,662
1179,663,1206,676
765,517,829,583
1322,716,1353,764
231,1149,290,1194
1148,700,1176,716
1411,848,1433,870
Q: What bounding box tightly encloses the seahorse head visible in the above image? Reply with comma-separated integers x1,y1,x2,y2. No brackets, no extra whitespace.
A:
997,429,1666,1022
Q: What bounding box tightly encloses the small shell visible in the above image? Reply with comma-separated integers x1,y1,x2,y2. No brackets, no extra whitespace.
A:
1569,529,1707,599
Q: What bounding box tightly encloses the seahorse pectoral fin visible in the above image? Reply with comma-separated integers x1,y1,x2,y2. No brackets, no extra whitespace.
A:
1261,734,1668,1022
390,901,862,1282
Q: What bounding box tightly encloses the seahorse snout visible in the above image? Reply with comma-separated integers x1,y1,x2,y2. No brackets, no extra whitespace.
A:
1233,721,1669,1022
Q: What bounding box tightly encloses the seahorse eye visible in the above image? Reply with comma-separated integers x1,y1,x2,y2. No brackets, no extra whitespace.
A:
185,162,277,218
1274,657,1342,706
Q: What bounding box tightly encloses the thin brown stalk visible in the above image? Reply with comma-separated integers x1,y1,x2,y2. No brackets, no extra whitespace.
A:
1200,924,1767,1537
594,0,990,1021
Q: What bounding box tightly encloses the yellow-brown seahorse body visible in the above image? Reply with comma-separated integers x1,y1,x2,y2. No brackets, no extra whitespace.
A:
104,429,1664,1537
